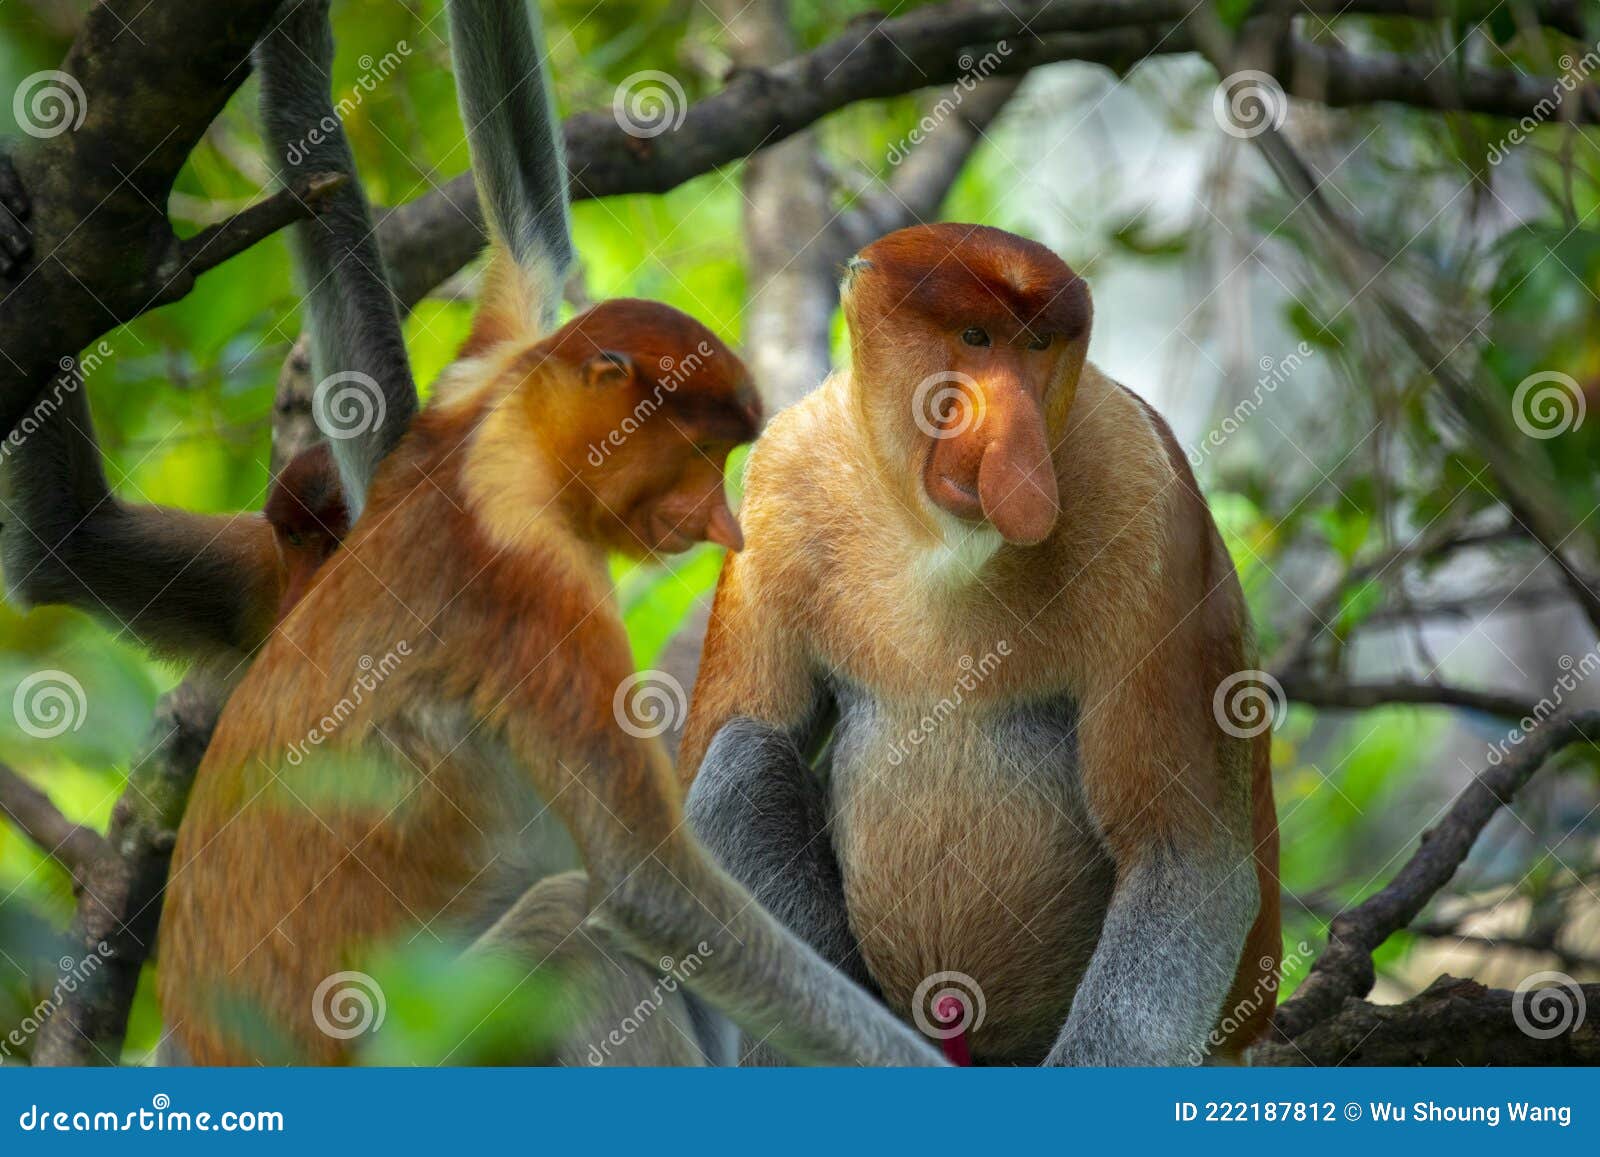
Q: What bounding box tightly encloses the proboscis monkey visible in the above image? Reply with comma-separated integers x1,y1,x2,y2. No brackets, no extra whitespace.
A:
681,222,1281,1066
154,0,942,1068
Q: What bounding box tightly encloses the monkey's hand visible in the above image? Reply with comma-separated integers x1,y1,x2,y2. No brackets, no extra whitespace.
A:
0,153,32,279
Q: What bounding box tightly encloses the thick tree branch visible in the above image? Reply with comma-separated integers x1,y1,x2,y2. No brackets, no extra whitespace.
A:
1272,709,1600,1042
31,682,218,1066
0,0,283,438
1258,975,1600,1065
0,763,109,886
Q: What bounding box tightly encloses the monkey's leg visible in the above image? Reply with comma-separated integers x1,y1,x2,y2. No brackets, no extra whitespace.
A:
686,717,879,1065
471,872,733,1066
255,0,417,517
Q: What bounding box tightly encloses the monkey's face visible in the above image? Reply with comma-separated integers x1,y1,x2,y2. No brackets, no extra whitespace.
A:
842,224,1092,547
537,300,761,559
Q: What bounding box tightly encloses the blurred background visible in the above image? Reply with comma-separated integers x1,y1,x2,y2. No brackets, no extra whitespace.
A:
1,0,1597,1062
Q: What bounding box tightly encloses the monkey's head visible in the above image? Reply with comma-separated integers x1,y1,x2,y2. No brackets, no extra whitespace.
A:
263,443,350,619
522,298,761,558
841,223,1092,547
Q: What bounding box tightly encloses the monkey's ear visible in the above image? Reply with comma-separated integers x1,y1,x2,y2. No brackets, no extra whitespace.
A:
584,350,635,388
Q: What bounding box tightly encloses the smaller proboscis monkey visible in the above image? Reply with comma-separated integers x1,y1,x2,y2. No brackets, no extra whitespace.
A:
682,222,1281,1066
155,0,942,1068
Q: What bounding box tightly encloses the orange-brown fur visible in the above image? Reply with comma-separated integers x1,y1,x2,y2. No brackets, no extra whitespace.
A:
158,296,759,1064
682,223,1280,1062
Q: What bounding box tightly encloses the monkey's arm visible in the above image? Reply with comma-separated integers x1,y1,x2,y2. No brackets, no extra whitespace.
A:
1047,572,1260,1066
446,0,576,337
0,383,279,667
680,568,874,991
255,0,417,518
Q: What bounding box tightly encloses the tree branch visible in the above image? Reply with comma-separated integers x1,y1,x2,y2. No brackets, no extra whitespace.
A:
0,763,108,886
1259,975,1600,1065
31,682,218,1066
173,172,346,290
1272,709,1600,1042
1278,673,1539,719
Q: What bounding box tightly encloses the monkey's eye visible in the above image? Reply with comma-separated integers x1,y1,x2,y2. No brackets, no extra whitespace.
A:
286,531,306,548
1027,333,1051,351
961,327,990,348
